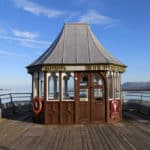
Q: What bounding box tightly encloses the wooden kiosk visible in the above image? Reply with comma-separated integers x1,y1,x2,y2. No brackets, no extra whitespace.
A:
27,23,126,124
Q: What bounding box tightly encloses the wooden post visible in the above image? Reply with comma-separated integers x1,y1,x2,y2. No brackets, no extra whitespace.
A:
44,72,48,124
105,72,110,123
75,72,78,124
59,72,62,124
31,73,34,100
139,93,143,113
10,93,13,105
10,93,15,115
105,76,109,123
0,96,2,118
37,72,40,97
0,96,2,107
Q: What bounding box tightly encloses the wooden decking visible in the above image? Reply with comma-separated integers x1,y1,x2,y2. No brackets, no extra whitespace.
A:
0,115,150,150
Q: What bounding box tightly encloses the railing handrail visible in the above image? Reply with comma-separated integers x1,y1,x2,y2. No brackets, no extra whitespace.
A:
124,94,150,98
0,93,31,96
0,93,32,105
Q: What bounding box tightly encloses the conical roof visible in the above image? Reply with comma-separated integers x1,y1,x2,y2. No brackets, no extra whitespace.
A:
27,23,126,72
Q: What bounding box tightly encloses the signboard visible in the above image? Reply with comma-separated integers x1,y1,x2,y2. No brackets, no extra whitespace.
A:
110,100,121,120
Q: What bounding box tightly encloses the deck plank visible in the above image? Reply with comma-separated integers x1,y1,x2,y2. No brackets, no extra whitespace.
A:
0,118,150,150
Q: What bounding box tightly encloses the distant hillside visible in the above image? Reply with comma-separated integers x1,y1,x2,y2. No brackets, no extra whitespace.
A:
122,82,150,91
0,88,10,91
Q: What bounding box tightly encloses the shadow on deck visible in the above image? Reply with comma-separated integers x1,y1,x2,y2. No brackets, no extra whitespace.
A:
0,102,33,123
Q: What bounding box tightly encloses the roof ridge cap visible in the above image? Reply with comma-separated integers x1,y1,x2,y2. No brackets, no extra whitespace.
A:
64,22,89,25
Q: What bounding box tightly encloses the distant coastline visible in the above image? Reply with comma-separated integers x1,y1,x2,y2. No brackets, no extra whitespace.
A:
0,88,10,91
122,82,150,91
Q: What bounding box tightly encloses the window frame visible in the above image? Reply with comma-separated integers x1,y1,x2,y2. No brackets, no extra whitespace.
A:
48,72,60,101
62,72,75,101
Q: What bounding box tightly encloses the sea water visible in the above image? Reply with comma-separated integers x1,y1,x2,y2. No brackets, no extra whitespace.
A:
122,91,150,102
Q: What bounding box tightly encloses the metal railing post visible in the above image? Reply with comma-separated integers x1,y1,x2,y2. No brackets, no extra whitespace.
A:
0,96,2,118
10,93,13,104
10,93,15,115
139,93,143,113
0,96,2,107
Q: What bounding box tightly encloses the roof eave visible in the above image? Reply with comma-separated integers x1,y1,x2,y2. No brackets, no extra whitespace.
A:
27,63,127,73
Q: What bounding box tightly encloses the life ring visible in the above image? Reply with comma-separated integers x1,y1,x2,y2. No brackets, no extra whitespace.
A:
32,97,43,115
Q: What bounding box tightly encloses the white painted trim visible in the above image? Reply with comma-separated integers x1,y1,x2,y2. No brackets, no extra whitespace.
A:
45,72,48,101
61,100,74,102
47,73,50,78
47,99,60,102
33,72,38,98
108,98,113,101
65,66,86,71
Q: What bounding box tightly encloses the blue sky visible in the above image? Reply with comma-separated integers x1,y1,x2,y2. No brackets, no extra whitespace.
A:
0,0,150,91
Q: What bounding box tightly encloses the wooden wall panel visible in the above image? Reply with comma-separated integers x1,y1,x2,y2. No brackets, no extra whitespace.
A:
78,102,90,123
60,102,75,124
45,102,60,124
91,102,104,122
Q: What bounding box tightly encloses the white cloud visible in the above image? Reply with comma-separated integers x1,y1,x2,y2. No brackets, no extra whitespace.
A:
12,29,38,39
64,12,80,22
0,49,27,57
104,24,119,30
0,35,50,45
20,41,42,48
13,0,64,18
79,10,119,26
20,41,37,48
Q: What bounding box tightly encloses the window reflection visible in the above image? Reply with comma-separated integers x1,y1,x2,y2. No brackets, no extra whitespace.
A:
80,89,88,101
115,77,120,98
93,75,103,86
39,72,44,98
108,75,113,99
63,73,74,100
94,88,103,101
48,73,59,100
80,75,88,86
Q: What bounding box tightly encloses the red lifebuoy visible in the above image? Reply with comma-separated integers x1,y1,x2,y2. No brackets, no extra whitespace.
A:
32,97,43,115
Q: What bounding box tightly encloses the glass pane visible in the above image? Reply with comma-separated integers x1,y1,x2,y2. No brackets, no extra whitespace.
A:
80,75,88,86
94,88,103,100
48,73,59,100
80,89,88,102
108,76,113,99
40,80,44,98
93,75,103,85
63,73,74,100
115,77,120,98
39,72,44,98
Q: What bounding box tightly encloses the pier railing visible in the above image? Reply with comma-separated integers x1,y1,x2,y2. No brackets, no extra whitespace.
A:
122,91,150,115
0,91,149,118
0,93,32,118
